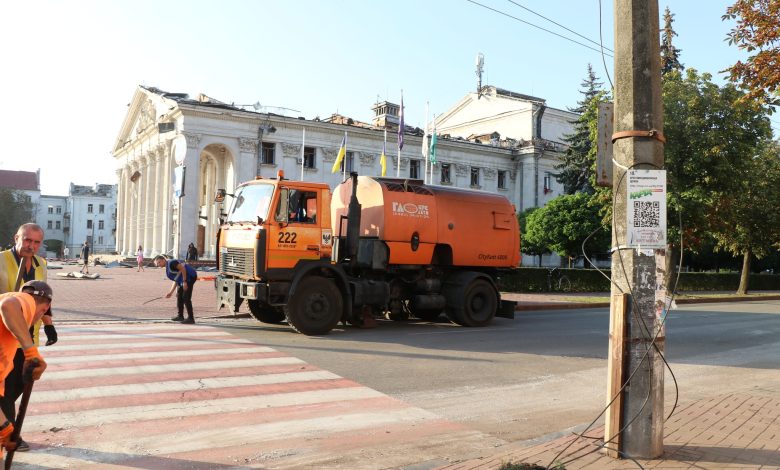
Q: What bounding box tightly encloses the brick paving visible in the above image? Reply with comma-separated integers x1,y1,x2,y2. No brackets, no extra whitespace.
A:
435,392,780,469
46,263,247,322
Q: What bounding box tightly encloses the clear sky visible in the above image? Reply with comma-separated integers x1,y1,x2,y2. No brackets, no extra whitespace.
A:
1,0,771,195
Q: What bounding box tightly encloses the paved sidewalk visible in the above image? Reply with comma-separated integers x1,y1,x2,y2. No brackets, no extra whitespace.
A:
434,391,780,469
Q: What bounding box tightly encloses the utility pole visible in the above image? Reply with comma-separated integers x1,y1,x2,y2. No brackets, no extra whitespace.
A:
608,0,665,459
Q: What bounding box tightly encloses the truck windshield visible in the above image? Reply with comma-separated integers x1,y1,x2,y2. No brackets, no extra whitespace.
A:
227,183,274,223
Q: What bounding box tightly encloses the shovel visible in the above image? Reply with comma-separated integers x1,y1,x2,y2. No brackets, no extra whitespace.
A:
4,358,38,469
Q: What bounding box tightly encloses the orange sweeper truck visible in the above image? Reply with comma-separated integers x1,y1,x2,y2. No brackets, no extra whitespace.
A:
215,171,521,335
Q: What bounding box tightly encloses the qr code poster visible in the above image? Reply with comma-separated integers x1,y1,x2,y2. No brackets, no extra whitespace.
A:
626,169,667,248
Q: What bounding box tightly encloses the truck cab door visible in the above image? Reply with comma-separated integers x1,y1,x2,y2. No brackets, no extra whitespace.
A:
269,188,324,269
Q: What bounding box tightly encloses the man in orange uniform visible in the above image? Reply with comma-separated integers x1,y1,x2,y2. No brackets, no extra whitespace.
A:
0,280,50,457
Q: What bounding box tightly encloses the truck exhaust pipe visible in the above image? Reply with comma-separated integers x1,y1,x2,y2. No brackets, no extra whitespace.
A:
346,172,362,260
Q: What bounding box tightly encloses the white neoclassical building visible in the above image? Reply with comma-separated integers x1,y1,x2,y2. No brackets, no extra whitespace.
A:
111,85,576,262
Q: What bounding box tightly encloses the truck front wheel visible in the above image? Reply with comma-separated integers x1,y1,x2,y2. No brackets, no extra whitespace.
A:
248,299,286,324
447,278,497,327
285,276,343,335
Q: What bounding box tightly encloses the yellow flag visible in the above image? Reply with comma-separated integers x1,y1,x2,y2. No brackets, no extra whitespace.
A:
380,138,387,176
331,133,347,173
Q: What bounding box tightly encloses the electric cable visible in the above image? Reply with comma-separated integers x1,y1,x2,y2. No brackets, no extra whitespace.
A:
505,0,614,53
598,0,615,90
465,0,613,57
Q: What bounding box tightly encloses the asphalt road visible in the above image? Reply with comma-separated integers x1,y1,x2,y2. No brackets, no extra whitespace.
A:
216,299,780,451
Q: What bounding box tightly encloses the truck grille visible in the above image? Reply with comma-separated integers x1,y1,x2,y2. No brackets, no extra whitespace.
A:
220,247,255,277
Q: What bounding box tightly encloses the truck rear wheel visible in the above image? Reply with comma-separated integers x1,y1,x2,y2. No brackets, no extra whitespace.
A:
248,299,286,324
284,276,343,335
447,278,497,327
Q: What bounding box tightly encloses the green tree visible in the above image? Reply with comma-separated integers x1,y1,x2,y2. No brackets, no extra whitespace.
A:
723,0,780,108
710,140,780,293
662,68,773,289
524,193,610,267
555,64,610,194
660,7,684,75
517,207,548,266
0,188,34,248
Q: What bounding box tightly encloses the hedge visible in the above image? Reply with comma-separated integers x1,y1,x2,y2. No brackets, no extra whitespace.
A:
498,268,780,293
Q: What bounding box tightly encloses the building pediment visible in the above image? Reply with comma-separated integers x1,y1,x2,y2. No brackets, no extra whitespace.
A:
113,86,184,154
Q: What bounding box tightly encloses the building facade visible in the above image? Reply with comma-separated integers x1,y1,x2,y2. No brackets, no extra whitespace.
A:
112,85,576,263
36,194,67,256
64,183,117,256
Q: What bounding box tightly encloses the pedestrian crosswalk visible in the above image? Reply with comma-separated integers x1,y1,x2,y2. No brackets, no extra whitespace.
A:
11,323,493,469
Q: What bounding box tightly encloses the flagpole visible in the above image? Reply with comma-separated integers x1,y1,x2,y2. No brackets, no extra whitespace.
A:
422,101,429,183
430,114,436,184
397,90,403,178
343,132,348,181
300,127,305,181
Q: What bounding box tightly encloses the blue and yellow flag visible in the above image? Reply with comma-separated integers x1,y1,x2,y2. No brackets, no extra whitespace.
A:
331,132,347,173
380,135,387,177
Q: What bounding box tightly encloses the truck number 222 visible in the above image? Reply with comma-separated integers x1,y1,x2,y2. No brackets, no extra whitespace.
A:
278,232,297,244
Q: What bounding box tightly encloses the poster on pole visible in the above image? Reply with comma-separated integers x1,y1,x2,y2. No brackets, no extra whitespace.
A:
626,169,666,249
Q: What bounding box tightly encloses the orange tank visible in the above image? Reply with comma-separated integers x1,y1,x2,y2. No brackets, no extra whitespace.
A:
331,176,520,268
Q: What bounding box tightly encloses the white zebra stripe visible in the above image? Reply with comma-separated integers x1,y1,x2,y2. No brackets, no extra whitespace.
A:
34,370,342,402
24,386,385,432
45,337,254,352
44,346,277,365
43,355,306,380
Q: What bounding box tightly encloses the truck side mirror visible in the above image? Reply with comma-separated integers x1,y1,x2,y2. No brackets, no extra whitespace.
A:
275,188,289,223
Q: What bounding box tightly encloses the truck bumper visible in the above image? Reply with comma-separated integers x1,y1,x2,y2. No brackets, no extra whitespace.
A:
216,276,268,312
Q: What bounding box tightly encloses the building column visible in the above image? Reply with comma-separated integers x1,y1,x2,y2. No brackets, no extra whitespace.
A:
151,147,163,256
142,151,155,255
161,145,172,256
127,161,138,256
178,132,202,259
135,157,146,254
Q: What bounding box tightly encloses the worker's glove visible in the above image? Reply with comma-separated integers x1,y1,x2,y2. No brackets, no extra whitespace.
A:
0,420,15,451
44,324,58,346
22,347,47,381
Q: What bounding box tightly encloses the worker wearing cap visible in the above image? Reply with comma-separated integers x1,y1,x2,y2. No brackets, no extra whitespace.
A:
0,223,58,452
0,280,50,455
154,255,198,324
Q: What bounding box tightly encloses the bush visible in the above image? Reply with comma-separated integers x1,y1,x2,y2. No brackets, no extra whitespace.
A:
499,268,780,293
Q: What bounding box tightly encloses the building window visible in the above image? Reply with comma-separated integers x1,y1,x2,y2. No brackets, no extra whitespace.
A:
471,167,480,187
98,220,104,230
87,220,93,229
261,142,275,165
47,206,53,214
87,204,93,213
99,204,105,214
498,171,507,189
56,205,62,214
544,172,553,193
303,146,316,169
98,236,104,245
56,221,61,230
409,160,420,179
47,220,53,229
339,151,355,173
441,164,451,184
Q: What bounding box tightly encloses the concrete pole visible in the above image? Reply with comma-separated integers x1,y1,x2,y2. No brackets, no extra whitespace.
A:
611,0,665,459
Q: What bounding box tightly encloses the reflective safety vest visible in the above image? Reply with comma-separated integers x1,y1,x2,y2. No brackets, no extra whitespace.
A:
0,250,47,345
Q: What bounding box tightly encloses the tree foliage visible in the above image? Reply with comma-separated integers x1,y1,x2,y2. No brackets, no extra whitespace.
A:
555,64,610,195
0,188,34,248
709,140,780,293
524,193,610,267
661,7,684,75
723,0,780,108
517,207,548,266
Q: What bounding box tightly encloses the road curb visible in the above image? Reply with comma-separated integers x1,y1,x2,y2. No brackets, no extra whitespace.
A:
513,294,780,311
